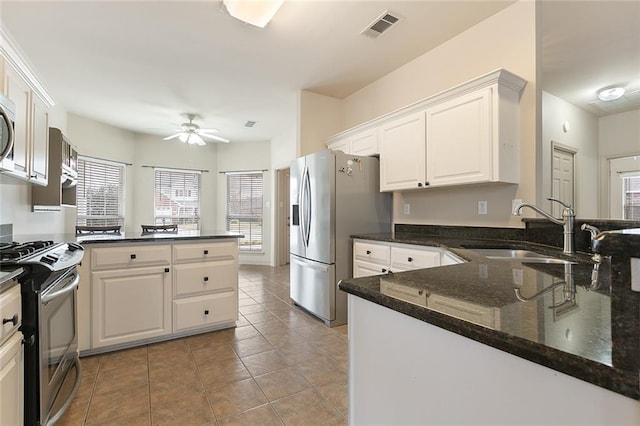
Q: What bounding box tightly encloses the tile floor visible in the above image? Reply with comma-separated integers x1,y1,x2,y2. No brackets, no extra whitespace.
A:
58,264,349,425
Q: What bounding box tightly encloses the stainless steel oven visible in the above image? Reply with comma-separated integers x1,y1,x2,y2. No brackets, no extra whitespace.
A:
1,241,84,426
0,92,15,167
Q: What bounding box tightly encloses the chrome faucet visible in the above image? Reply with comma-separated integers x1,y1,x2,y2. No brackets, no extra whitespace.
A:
514,198,575,255
580,223,601,254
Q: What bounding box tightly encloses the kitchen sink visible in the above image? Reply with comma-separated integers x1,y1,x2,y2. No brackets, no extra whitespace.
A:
466,248,576,265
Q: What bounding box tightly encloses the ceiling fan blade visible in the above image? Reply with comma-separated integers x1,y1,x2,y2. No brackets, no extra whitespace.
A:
198,128,220,133
163,133,182,140
199,132,230,143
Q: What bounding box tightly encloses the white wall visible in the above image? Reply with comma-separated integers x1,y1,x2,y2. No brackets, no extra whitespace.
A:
541,91,599,218
298,90,344,157
337,0,538,228
216,141,272,265
598,109,640,217
132,133,219,232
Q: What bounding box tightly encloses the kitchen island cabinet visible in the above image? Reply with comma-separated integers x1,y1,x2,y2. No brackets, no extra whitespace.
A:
76,232,241,355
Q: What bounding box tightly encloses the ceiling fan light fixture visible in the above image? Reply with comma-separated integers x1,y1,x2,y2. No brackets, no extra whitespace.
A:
222,0,284,28
597,86,625,102
189,134,206,146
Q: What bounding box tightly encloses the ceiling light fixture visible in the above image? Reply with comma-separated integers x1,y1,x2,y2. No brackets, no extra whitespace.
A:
597,86,625,102
222,0,284,28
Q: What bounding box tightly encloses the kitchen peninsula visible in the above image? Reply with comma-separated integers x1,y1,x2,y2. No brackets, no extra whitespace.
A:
73,230,243,355
339,226,640,425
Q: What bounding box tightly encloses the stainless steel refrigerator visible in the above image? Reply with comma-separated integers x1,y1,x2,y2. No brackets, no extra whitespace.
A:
290,149,391,326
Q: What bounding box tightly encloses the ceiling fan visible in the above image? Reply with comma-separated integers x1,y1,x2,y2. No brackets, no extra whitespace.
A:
163,114,230,145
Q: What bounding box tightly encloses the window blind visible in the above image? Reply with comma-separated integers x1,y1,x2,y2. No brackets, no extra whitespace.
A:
154,168,201,230
76,156,126,227
226,172,263,252
623,175,640,220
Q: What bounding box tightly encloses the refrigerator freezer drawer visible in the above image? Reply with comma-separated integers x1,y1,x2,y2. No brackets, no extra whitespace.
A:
290,255,335,322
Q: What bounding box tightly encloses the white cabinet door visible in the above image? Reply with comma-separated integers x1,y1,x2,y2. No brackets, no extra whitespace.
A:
92,266,172,348
0,332,23,426
426,88,492,186
327,137,350,154
29,93,49,185
353,259,389,278
350,128,379,156
379,112,426,191
2,62,30,179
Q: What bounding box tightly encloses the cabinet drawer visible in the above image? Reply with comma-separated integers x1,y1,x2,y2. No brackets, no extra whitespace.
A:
353,241,390,265
173,291,237,332
91,245,171,270
0,286,21,345
380,280,427,307
353,259,389,278
391,247,440,271
428,294,498,328
174,259,237,297
172,241,237,263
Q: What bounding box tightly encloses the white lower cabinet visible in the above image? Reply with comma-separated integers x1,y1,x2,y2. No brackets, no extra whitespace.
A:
0,332,23,426
81,238,239,354
91,266,172,348
353,239,462,278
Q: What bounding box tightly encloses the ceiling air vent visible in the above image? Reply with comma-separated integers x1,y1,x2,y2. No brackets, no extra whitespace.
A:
244,120,257,127
361,11,400,38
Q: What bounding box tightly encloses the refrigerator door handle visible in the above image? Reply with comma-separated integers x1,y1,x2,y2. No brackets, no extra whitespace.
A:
291,256,329,272
303,166,312,247
299,165,308,247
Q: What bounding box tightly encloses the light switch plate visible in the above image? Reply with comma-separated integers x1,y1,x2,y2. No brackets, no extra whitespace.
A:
403,204,410,215
478,201,488,215
631,258,640,292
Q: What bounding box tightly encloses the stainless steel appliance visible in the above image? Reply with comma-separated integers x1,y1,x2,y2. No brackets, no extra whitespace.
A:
290,150,391,326
0,92,16,167
0,240,84,426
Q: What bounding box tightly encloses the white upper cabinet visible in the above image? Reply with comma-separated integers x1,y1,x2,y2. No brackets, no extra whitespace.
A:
326,127,379,156
325,69,526,192
426,87,493,186
379,112,426,191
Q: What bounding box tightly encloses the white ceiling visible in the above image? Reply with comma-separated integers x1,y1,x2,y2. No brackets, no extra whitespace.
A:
1,1,637,146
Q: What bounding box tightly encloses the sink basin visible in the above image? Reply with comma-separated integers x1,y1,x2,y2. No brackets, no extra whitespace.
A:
467,248,576,265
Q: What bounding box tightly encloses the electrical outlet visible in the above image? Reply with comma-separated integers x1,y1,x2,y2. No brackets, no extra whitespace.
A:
512,199,523,215
403,203,411,215
478,201,488,215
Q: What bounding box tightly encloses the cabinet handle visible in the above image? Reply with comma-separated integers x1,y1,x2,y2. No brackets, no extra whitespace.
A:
204,250,209,255
164,268,170,273
425,181,430,186
130,254,136,260
417,182,423,187
204,276,209,282
204,309,209,315
408,257,413,262
382,268,387,273
366,250,371,255
2,314,18,326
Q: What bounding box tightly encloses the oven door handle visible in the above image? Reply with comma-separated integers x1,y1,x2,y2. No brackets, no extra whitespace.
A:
42,272,80,305
45,357,82,426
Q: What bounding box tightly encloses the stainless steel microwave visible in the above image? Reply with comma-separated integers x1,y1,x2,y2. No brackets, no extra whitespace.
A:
0,93,16,169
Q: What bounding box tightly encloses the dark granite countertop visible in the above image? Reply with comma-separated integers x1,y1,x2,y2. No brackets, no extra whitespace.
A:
341,230,640,400
8,230,243,245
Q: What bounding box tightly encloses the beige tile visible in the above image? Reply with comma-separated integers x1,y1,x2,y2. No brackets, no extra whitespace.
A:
79,355,102,377
151,392,215,425
147,338,189,356
192,343,239,368
252,318,289,335
240,303,266,314
316,381,348,415
261,329,307,348
86,383,150,424
150,367,204,405
243,310,279,324
75,371,97,400
231,335,274,357
148,349,195,374
254,366,312,402
56,395,90,426
207,378,269,419
241,349,290,376
199,357,251,389
333,324,348,336
271,388,342,425
94,362,148,394
294,356,347,387
217,403,284,426
276,342,321,365
187,326,258,349
149,362,198,382
99,346,148,371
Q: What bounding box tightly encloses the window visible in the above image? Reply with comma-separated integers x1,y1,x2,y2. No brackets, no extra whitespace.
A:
76,156,126,227
154,168,201,230
623,174,640,220
227,172,263,252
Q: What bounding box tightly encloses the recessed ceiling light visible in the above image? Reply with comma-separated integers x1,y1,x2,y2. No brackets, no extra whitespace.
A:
597,87,625,102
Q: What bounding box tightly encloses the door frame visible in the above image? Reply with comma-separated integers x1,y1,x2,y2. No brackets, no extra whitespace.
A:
274,167,290,266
